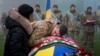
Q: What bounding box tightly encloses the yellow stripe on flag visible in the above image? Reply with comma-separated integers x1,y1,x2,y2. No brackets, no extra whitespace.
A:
45,9,52,19
45,0,52,19
35,46,55,56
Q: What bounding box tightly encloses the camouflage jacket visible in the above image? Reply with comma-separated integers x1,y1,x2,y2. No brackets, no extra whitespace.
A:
52,10,63,22
29,19,57,46
63,11,81,32
81,12,96,32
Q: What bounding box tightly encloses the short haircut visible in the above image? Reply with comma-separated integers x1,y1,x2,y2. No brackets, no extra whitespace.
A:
53,4,58,8
70,4,76,8
87,6,92,10
59,24,68,36
18,4,34,19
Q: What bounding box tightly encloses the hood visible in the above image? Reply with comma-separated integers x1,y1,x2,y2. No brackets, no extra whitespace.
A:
8,9,32,34
5,16,22,30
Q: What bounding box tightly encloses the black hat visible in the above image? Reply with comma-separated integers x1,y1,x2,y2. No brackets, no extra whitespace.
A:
87,6,92,9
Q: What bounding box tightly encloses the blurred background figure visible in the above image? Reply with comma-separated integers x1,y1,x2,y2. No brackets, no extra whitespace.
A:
34,4,45,20
63,4,81,41
81,6,97,54
52,4,63,23
0,12,8,38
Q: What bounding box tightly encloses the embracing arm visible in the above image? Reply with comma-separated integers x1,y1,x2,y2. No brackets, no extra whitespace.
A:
9,9,32,34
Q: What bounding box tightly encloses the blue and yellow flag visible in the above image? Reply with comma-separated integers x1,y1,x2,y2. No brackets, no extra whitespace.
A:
45,0,52,19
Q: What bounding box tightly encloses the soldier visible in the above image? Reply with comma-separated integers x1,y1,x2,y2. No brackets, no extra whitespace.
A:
52,4,63,23
63,4,81,40
81,7,96,53
9,9,68,47
34,4,45,20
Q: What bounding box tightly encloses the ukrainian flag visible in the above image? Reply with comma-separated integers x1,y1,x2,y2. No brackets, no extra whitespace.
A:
35,45,77,56
45,0,52,19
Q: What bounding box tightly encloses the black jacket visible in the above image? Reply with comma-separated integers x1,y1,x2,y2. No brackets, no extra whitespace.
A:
4,16,31,56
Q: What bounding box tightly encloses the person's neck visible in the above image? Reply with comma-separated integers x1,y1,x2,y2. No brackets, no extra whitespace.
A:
70,10,76,13
35,10,41,13
86,11,92,15
53,10,59,13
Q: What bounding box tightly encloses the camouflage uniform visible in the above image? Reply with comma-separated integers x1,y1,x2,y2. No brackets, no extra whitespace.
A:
81,12,96,49
29,19,57,46
52,10,63,22
63,11,80,40
34,11,45,21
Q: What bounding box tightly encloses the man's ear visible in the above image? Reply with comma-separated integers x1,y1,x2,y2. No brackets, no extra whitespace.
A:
29,14,34,22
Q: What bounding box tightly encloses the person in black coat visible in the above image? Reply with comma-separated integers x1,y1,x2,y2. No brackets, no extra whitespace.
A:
4,4,34,56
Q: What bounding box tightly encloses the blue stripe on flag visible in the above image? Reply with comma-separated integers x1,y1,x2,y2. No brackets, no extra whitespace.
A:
46,0,51,10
